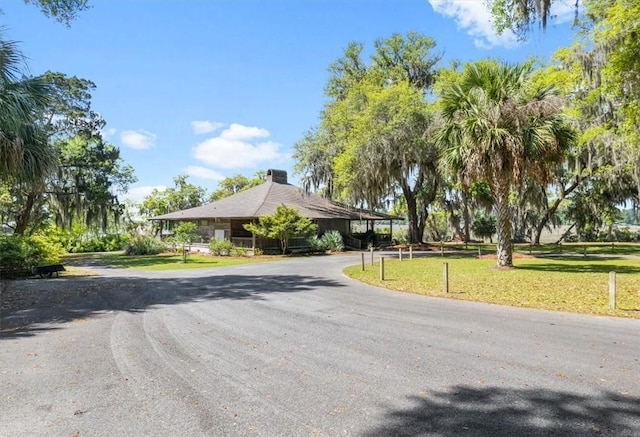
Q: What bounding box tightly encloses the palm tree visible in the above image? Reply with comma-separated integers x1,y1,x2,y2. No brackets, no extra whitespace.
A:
0,35,55,185
438,60,574,267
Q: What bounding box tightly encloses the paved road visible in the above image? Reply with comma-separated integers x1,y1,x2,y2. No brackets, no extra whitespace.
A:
1,254,639,436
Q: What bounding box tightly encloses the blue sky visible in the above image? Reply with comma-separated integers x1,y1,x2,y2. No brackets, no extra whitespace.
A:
4,0,577,202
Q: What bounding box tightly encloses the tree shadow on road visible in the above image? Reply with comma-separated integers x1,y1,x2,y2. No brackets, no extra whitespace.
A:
0,273,345,339
363,385,640,437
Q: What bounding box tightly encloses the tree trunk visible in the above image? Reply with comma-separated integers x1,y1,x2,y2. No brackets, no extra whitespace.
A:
461,187,471,242
533,197,562,245
494,182,513,267
405,192,422,244
533,176,583,245
14,192,37,235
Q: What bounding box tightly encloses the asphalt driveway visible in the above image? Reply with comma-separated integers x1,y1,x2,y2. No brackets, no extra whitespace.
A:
1,254,639,436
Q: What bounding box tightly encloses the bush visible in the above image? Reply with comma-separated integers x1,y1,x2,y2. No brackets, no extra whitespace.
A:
392,229,408,245
0,234,62,278
124,235,166,255
320,230,344,252
68,233,132,253
231,247,248,257
307,235,327,252
208,239,234,256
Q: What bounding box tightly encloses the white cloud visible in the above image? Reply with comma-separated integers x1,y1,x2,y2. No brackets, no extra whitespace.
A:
185,165,225,180
219,123,270,141
102,127,117,138
122,185,166,202
191,120,224,135
121,129,156,150
428,0,518,48
549,0,578,24
192,123,288,169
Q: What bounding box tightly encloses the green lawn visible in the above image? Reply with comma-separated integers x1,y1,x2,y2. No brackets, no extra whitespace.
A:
63,251,277,271
344,255,640,318
441,242,640,256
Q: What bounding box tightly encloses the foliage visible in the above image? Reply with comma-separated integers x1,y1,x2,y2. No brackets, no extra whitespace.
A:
320,230,345,252
21,0,90,26
294,32,443,244
208,238,234,256
438,60,574,266
0,234,61,278
140,175,206,234
0,36,55,186
344,255,640,319
124,235,166,256
174,222,198,245
307,235,326,252
243,204,318,254
472,215,497,243
392,228,408,245
66,233,130,253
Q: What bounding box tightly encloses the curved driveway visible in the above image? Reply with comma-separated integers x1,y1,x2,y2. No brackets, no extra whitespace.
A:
2,254,639,436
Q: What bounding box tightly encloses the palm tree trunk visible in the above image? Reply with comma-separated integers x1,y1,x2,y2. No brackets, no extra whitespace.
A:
494,182,513,267
14,192,37,235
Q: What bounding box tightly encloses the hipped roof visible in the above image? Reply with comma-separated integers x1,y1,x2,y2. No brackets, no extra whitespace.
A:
150,180,398,222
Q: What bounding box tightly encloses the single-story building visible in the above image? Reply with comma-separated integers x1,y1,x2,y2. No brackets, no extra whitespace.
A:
150,169,400,252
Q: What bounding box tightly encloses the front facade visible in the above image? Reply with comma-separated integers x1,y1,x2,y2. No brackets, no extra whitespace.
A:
150,169,398,252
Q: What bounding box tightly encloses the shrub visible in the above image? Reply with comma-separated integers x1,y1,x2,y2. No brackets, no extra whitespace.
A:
252,247,263,256
392,229,408,245
208,239,234,256
231,247,248,257
0,234,62,278
307,235,327,252
320,230,344,252
124,235,166,255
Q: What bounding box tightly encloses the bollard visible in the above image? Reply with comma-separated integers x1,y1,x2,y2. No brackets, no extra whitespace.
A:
361,252,365,271
440,242,444,257
370,246,374,265
399,247,403,261
478,245,481,257
380,256,385,281
443,262,449,293
409,245,413,260
609,271,616,310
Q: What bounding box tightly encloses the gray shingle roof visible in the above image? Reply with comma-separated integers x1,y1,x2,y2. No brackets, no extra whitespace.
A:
150,181,398,221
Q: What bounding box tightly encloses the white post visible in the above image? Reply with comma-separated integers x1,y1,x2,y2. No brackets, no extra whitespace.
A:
609,271,616,310
409,245,413,260
399,247,403,261
443,262,449,293
370,246,374,265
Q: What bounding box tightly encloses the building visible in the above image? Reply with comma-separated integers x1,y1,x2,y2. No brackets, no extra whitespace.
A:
150,169,399,252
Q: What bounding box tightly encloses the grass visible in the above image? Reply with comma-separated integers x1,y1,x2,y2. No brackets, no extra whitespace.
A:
441,242,640,256
63,251,277,271
344,255,640,319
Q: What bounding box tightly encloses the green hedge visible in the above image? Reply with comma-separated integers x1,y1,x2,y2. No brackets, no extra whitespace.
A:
0,235,62,278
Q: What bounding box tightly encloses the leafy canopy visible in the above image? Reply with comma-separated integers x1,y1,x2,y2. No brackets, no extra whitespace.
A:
243,204,317,254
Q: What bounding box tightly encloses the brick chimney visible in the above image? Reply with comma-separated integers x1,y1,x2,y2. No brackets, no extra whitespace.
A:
266,169,288,184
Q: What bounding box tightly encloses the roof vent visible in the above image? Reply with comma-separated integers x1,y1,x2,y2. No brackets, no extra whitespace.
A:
266,169,288,184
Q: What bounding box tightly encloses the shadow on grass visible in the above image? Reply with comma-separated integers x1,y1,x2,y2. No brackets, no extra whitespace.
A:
63,252,247,269
515,258,640,274
364,385,640,437
0,272,345,340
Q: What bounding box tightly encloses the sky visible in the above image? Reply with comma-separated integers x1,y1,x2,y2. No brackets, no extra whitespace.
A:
3,0,578,202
